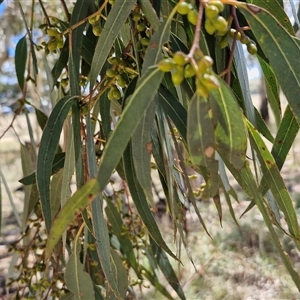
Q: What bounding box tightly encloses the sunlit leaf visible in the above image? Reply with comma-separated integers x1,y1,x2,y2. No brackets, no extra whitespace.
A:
239,3,300,124
45,179,99,259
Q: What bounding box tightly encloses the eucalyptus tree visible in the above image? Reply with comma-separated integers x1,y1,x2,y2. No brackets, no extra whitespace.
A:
5,0,300,299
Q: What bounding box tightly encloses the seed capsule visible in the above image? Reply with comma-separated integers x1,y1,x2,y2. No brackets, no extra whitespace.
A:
205,19,216,35
214,16,228,32
173,51,187,66
208,0,224,12
184,64,196,78
106,69,117,78
137,23,146,32
205,5,219,20
158,58,176,72
177,2,192,15
92,26,102,36
140,37,149,46
108,56,120,65
187,10,198,26
197,56,214,74
240,34,250,44
247,42,257,55
172,67,184,86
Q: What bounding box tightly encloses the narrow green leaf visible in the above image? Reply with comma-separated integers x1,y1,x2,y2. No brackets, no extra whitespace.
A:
97,68,163,191
245,0,294,34
254,107,274,143
45,179,99,259
89,2,134,89
37,96,77,232
123,145,178,261
239,3,300,124
187,94,219,198
140,0,160,30
110,250,128,299
50,169,63,221
150,238,186,300
19,152,65,185
20,143,34,229
85,114,120,298
15,35,27,91
246,119,300,240
258,57,281,126
70,0,93,95
65,234,95,300
35,107,48,131
142,18,170,73
132,98,157,204
187,94,216,168
210,79,247,170
271,105,299,170
158,85,187,143
233,42,256,124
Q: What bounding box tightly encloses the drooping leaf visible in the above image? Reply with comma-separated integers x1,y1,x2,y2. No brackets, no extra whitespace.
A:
246,119,300,241
85,114,120,298
37,96,77,232
15,35,27,91
20,143,34,229
258,57,281,126
35,107,48,131
110,249,128,299
123,145,178,261
89,2,134,89
239,3,300,124
245,0,294,34
150,238,186,300
209,79,247,170
271,105,299,170
158,85,187,142
45,179,99,259
187,93,219,198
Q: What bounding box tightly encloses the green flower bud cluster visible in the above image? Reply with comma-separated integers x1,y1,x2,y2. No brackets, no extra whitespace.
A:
44,27,64,53
88,15,102,36
105,56,139,100
158,51,220,97
176,2,198,26
204,1,228,36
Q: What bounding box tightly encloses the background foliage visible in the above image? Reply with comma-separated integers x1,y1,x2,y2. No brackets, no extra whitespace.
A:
1,0,300,299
